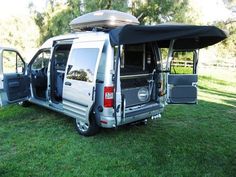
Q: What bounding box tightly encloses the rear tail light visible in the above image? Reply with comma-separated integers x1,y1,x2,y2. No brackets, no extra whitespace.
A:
104,86,114,108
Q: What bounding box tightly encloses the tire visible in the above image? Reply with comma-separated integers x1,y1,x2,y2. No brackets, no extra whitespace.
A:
18,101,31,107
75,116,100,136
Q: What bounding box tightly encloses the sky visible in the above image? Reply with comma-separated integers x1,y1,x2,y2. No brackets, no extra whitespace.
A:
190,0,234,23
0,0,234,22
0,0,47,18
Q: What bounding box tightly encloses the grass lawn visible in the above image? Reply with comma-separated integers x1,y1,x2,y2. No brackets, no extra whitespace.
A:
0,69,236,177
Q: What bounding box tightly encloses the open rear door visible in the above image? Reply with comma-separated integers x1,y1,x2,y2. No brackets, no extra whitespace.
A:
167,50,198,104
0,48,30,106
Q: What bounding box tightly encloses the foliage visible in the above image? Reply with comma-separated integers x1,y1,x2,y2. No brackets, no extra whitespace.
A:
29,0,235,61
31,0,128,44
32,0,192,44
83,0,128,13
0,70,236,176
130,0,190,24
31,1,81,45
0,16,39,58
214,21,236,59
226,0,236,7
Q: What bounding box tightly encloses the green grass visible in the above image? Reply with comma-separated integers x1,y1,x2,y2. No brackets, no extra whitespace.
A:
171,66,193,74
0,71,236,177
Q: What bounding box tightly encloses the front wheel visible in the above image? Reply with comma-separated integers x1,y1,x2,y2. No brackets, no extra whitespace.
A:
75,117,100,136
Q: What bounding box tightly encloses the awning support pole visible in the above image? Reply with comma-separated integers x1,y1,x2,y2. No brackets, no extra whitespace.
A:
166,40,175,70
113,45,121,127
166,40,175,103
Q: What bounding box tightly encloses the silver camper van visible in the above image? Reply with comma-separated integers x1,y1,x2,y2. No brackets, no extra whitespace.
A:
0,10,227,136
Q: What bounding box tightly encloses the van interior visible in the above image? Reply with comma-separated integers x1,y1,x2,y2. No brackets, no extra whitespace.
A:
29,44,72,103
120,43,161,107
50,44,72,103
30,50,50,100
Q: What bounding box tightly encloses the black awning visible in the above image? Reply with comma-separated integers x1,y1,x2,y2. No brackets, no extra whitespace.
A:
109,24,227,49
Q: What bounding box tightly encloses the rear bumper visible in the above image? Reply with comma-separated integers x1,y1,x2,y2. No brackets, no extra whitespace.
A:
98,102,164,128
121,102,164,125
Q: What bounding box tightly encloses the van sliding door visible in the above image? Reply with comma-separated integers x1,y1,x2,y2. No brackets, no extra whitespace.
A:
63,40,104,124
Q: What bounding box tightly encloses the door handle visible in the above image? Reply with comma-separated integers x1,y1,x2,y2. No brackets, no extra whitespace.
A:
65,81,72,86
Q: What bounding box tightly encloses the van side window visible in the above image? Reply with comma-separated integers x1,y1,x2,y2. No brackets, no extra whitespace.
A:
66,48,99,82
32,50,50,70
3,50,24,74
170,51,195,74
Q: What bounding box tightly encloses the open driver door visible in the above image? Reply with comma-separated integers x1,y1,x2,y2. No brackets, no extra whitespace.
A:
0,47,30,106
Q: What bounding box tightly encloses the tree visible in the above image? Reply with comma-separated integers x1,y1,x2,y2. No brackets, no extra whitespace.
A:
226,0,236,8
214,21,236,59
0,16,39,59
31,0,81,45
128,0,190,24
32,0,193,44
83,0,128,12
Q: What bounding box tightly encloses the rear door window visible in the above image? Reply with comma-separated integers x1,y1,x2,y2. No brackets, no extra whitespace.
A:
170,51,195,74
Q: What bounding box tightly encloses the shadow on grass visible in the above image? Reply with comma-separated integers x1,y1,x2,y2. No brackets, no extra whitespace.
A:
198,85,236,99
199,75,236,87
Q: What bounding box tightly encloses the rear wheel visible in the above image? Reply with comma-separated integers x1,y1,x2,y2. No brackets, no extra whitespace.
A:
75,116,100,136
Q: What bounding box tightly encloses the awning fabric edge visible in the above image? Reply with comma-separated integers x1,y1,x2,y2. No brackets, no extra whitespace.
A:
109,24,227,49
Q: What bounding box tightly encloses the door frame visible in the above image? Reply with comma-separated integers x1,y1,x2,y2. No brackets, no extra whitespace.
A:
49,41,73,104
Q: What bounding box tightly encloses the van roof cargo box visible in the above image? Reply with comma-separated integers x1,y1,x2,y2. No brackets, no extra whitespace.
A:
70,10,139,31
